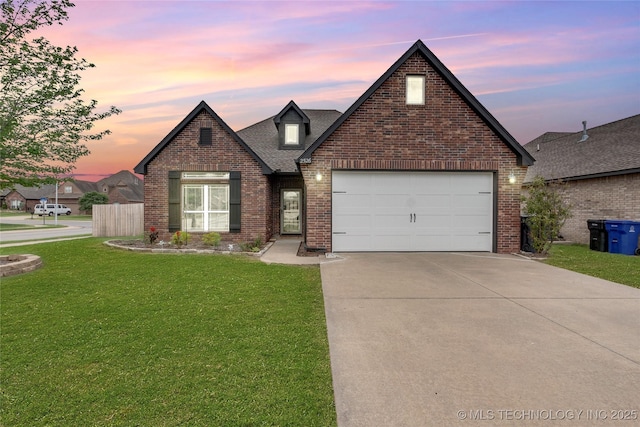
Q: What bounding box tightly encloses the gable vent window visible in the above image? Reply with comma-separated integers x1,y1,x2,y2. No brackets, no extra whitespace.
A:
406,75,425,105
199,127,212,146
285,124,299,145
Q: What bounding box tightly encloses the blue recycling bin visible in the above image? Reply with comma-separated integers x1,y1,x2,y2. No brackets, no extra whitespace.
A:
604,220,640,255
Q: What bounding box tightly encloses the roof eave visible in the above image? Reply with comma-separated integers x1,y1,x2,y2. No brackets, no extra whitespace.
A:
525,167,640,184
298,40,536,167
134,101,273,175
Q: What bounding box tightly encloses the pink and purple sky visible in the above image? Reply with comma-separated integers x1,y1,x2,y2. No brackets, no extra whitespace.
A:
40,0,640,181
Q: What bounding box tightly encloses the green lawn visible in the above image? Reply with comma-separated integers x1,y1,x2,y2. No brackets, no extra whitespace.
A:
24,214,92,221
0,223,34,231
545,243,640,288
0,211,26,217
0,239,336,426
0,223,66,231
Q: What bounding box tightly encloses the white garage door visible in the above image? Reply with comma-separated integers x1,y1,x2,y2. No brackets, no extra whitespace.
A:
332,171,494,252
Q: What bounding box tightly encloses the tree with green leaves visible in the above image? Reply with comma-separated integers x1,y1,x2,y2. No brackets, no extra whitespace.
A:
78,191,108,213
521,176,572,255
0,0,120,190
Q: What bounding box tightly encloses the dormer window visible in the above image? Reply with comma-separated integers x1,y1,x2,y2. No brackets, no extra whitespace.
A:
285,124,299,145
274,101,310,150
406,75,425,105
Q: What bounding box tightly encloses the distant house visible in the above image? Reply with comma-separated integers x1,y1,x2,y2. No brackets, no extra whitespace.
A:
1,184,57,212
1,170,143,215
135,40,534,253
523,115,640,244
55,179,100,214
95,170,144,206
56,170,143,214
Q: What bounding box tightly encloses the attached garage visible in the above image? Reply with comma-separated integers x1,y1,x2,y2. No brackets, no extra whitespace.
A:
332,171,494,252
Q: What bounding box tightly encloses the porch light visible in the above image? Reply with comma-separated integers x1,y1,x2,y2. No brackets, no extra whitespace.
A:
316,172,322,182
508,172,517,184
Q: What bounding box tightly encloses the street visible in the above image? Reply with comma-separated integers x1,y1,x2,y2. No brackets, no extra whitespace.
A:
0,215,92,246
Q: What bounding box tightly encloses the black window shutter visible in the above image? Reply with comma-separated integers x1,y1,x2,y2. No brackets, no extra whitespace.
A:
168,171,181,232
199,127,212,145
229,171,241,233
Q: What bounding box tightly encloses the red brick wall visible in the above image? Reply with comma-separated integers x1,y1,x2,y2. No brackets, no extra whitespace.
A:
300,52,526,253
556,173,640,244
143,111,271,244
269,175,305,236
4,192,26,211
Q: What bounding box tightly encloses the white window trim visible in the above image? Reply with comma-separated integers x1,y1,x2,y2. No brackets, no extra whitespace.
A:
406,75,425,105
182,176,230,232
284,124,299,145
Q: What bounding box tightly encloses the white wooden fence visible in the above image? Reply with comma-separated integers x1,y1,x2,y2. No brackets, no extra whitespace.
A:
92,203,144,237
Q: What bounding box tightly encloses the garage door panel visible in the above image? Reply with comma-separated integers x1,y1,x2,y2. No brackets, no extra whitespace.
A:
451,235,492,251
334,214,372,230
452,194,491,210
374,194,411,208
332,171,493,252
333,193,370,209
414,194,451,208
373,213,408,229
333,233,371,252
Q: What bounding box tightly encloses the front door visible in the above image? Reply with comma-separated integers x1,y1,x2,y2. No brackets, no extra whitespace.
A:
281,189,301,234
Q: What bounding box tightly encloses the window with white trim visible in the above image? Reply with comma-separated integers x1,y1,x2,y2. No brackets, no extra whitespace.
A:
181,172,230,232
406,75,425,105
284,124,299,145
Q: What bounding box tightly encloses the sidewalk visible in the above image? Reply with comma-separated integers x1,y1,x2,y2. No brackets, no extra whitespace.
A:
260,238,342,265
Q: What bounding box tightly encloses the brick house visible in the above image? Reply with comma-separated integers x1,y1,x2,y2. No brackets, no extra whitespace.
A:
1,184,56,212
134,40,534,253
523,115,640,244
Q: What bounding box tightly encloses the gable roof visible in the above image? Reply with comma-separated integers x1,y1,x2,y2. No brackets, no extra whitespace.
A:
274,100,311,135
69,180,99,194
298,39,535,166
108,185,144,203
523,114,640,183
238,109,342,173
1,184,56,200
134,101,271,175
97,170,140,187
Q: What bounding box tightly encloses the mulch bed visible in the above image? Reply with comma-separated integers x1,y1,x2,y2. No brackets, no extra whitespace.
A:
108,239,249,253
296,242,326,257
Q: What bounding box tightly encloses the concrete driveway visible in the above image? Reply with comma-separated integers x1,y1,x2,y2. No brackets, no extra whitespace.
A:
320,252,640,426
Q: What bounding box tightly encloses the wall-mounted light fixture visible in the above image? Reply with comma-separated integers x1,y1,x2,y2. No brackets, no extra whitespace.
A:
508,172,517,184
316,172,322,182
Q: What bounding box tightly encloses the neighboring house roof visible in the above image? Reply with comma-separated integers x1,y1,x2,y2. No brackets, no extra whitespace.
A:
238,109,342,173
1,184,56,200
97,170,140,188
134,101,271,175
50,180,98,201
109,186,144,203
97,170,144,202
72,180,99,194
299,39,535,167
523,114,640,183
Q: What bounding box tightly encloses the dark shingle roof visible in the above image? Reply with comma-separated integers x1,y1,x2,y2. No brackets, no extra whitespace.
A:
523,114,640,183
1,184,56,199
238,109,342,173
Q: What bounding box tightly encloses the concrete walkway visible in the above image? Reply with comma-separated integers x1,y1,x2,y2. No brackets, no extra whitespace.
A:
260,238,343,265
320,252,640,426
